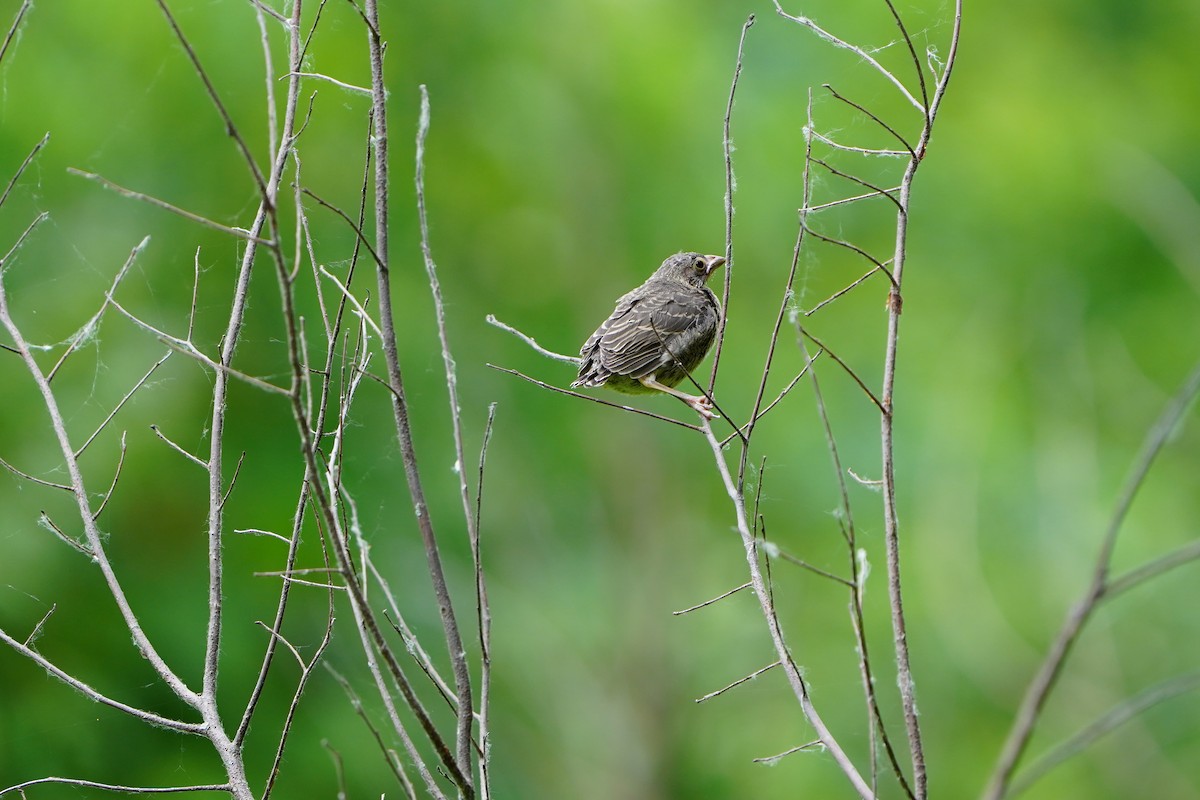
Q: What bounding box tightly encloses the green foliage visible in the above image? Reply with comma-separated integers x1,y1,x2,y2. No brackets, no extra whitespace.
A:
0,0,1197,798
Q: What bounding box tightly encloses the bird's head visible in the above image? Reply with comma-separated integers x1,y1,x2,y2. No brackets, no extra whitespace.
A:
655,252,726,288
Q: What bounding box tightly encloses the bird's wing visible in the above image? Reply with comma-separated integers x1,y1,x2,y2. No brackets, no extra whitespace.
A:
594,286,714,378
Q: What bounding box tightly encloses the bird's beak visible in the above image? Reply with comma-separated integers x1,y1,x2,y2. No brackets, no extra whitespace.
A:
703,255,726,276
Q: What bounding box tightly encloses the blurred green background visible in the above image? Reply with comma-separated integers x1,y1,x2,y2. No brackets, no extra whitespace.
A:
1,0,1198,798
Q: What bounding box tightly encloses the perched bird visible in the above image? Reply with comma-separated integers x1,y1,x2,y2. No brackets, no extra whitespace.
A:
573,251,725,418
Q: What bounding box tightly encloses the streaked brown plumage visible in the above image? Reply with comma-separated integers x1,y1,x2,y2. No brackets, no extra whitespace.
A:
572,252,725,418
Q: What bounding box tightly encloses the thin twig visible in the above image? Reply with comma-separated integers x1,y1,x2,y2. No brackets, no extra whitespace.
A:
0,211,48,271
0,275,200,710
0,778,230,795
327,666,419,797
808,129,909,158
0,131,48,211
415,82,477,792
879,0,930,113
804,189,904,215
808,157,904,215
822,84,915,157
1105,539,1200,600
105,295,290,395
673,582,751,616
485,314,579,364
153,0,269,199
49,237,149,383
805,266,887,316
286,71,371,95
772,2,925,113
0,626,203,733
700,418,874,799
67,170,270,243
91,432,129,522
1008,670,1200,797
797,327,887,415
753,740,825,764
488,364,702,433
37,512,92,556
0,456,70,491
0,0,32,68
765,541,855,588
474,403,498,800
75,353,171,457
799,334,914,799
696,661,780,703
982,356,1200,800
301,187,385,269
709,13,754,394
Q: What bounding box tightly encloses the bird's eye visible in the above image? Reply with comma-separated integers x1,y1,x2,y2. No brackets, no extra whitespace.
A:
693,257,706,271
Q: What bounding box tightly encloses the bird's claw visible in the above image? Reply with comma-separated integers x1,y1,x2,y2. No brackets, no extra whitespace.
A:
687,395,716,420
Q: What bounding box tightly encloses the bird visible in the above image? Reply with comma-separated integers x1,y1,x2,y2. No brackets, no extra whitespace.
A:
572,251,725,419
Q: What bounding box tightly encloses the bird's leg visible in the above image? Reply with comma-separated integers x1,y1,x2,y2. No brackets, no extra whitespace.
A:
638,375,715,420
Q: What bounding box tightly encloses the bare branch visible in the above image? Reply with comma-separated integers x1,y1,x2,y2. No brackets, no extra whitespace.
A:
805,266,888,316
673,582,751,616
0,777,230,795
67,170,270,244
804,189,904,215
1105,538,1200,600
0,131,48,211
106,296,290,395
0,211,49,272
473,402,498,800
983,356,1200,800
764,541,854,588
0,1,32,67
823,84,916,157
75,353,171,457
808,157,904,216
485,314,579,364
150,424,209,468
153,0,269,199
0,456,71,491
772,3,925,113
754,740,825,764
808,128,909,158
696,661,780,704
700,418,875,799
301,187,384,270
0,274,199,707
796,327,887,415
38,512,92,557
0,626,203,734
415,82,476,788
327,666,420,799
488,364,702,433
1009,670,1200,797
49,236,150,384
91,431,129,522
286,71,371,95
709,13,755,393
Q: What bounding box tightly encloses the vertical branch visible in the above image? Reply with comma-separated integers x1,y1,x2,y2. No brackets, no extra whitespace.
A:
473,404,498,800
361,2,475,795
876,4,961,797
708,13,754,395
798,331,915,800
414,84,478,782
877,154,927,800
236,0,316,752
